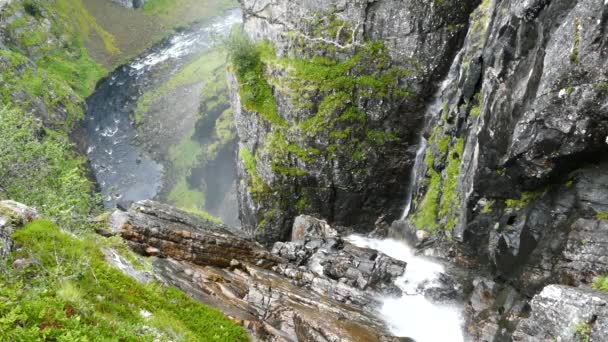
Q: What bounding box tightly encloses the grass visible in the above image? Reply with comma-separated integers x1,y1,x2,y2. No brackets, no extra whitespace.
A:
593,275,608,291
0,220,247,340
180,207,223,225
239,147,272,200
505,190,546,210
143,0,236,22
56,0,119,55
438,138,464,231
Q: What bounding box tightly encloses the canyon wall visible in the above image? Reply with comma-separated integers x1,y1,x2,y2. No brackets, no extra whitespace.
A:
229,0,478,245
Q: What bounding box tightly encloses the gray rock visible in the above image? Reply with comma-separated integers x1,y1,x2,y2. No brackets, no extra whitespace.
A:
513,285,608,342
291,215,337,241
0,201,38,259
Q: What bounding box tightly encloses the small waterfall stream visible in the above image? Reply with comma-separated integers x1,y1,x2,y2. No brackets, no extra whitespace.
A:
346,75,464,340
401,137,428,219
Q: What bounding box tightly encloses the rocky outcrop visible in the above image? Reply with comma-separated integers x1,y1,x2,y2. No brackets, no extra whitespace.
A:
0,200,38,259
113,202,408,341
119,200,282,268
513,285,608,341
230,0,479,245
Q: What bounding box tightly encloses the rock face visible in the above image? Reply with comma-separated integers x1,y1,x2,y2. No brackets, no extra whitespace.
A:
513,285,608,342
229,0,478,246
379,0,608,291
115,202,406,341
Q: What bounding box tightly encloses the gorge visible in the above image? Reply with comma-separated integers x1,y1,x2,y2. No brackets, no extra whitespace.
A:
0,0,607,341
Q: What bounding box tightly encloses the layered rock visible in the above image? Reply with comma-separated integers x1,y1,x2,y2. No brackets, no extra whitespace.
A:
230,0,478,245
113,201,407,341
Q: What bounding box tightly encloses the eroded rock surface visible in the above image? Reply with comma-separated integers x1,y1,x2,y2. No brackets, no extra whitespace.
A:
513,285,608,342
115,202,406,341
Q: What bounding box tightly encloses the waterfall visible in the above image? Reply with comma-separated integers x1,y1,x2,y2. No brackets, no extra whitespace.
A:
345,59,465,341
401,137,428,219
346,236,465,342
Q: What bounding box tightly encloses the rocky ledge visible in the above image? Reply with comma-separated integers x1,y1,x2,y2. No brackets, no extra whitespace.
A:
109,201,408,341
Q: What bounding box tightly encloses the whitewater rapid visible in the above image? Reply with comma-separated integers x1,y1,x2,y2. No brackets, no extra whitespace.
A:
346,236,465,341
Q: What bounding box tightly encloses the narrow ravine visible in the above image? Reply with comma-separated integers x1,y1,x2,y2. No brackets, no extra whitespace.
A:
346,75,466,341
85,10,241,215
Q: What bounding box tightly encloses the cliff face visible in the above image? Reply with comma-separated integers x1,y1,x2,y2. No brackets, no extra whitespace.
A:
230,0,478,245
409,0,608,293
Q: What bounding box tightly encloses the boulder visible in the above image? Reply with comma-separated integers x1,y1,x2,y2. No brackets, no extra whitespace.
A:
0,200,38,259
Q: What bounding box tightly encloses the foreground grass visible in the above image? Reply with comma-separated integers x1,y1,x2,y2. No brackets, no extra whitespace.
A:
0,220,248,341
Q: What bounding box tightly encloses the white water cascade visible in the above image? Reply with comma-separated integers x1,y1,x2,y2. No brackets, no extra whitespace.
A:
401,137,428,219
346,74,465,341
346,236,465,341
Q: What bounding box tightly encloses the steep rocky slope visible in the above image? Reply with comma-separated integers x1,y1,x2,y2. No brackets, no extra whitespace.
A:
228,0,608,339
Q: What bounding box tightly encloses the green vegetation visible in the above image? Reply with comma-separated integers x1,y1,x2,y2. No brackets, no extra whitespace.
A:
0,107,97,230
573,322,591,342
143,0,235,23
505,190,545,210
570,19,581,64
0,220,247,340
439,138,464,231
412,167,441,233
160,64,236,218
227,18,411,174
481,199,494,214
593,275,608,291
181,207,222,224
239,147,271,200
134,49,225,125
412,130,464,232
226,30,286,127
596,212,608,220
469,91,482,117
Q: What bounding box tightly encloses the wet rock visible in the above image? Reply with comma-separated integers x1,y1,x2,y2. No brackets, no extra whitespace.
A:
466,277,528,342
272,237,406,297
102,248,154,284
560,219,608,285
513,285,608,342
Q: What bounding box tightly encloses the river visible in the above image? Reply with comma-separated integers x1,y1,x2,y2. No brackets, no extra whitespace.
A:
85,9,241,222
